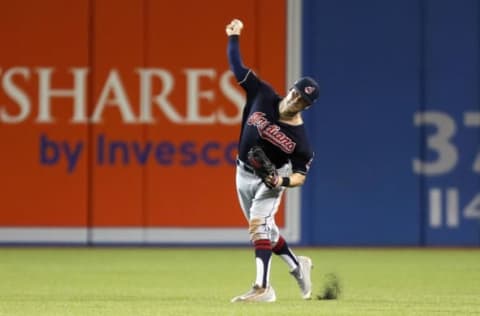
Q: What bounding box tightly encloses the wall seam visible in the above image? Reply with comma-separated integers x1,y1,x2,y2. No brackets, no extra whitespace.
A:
418,0,427,247
87,0,95,245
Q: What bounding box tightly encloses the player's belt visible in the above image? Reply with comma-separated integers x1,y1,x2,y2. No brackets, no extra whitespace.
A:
236,159,255,174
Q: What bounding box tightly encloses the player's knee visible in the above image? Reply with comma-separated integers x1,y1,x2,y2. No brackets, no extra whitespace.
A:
270,224,279,244
248,217,269,241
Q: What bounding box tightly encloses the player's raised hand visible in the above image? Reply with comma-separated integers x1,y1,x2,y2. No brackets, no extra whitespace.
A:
226,19,244,36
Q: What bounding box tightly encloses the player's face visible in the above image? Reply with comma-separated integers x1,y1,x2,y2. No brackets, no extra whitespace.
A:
284,89,310,113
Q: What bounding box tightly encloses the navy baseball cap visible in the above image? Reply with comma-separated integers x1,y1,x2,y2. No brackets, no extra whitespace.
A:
293,76,320,105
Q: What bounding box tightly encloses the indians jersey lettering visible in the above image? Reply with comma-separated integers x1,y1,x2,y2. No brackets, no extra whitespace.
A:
247,112,296,153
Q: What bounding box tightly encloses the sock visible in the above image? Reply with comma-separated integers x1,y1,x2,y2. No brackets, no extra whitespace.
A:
254,239,272,288
272,236,299,271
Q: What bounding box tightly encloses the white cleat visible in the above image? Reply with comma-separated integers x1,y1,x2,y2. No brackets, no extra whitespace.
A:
231,284,276,303
290,256,313,300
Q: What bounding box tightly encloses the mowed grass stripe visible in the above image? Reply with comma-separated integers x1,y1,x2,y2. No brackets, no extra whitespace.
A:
0,248,479,316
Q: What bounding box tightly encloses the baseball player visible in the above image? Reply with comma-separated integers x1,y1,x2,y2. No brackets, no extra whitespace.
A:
226,18,319,302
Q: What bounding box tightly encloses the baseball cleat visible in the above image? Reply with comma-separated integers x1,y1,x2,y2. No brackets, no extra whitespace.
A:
230,284,276,303
290,256,313,299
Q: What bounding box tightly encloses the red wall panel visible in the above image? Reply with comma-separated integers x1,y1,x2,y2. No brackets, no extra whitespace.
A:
0,0,89,226
90,0,145,226
0,0,286,231
144,0,286,227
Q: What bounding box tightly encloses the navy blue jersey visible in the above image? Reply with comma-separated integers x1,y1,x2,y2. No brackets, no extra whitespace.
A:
228,36,314,174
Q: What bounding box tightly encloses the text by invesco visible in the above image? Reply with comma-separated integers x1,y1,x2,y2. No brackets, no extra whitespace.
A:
40,134,238,173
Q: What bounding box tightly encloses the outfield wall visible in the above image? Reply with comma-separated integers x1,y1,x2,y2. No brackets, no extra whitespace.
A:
0,0,294,244
0,0,479,246
302,0,480,246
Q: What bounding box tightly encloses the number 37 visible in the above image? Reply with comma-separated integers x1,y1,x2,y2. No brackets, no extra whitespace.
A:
413,111,480,175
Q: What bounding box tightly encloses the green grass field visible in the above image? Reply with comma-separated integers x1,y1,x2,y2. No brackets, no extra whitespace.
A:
0,248,479,316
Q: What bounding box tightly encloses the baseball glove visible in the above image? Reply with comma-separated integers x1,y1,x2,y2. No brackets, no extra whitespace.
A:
247,146,278,188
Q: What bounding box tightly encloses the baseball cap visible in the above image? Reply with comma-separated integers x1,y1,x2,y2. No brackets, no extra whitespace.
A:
293,76,320,105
